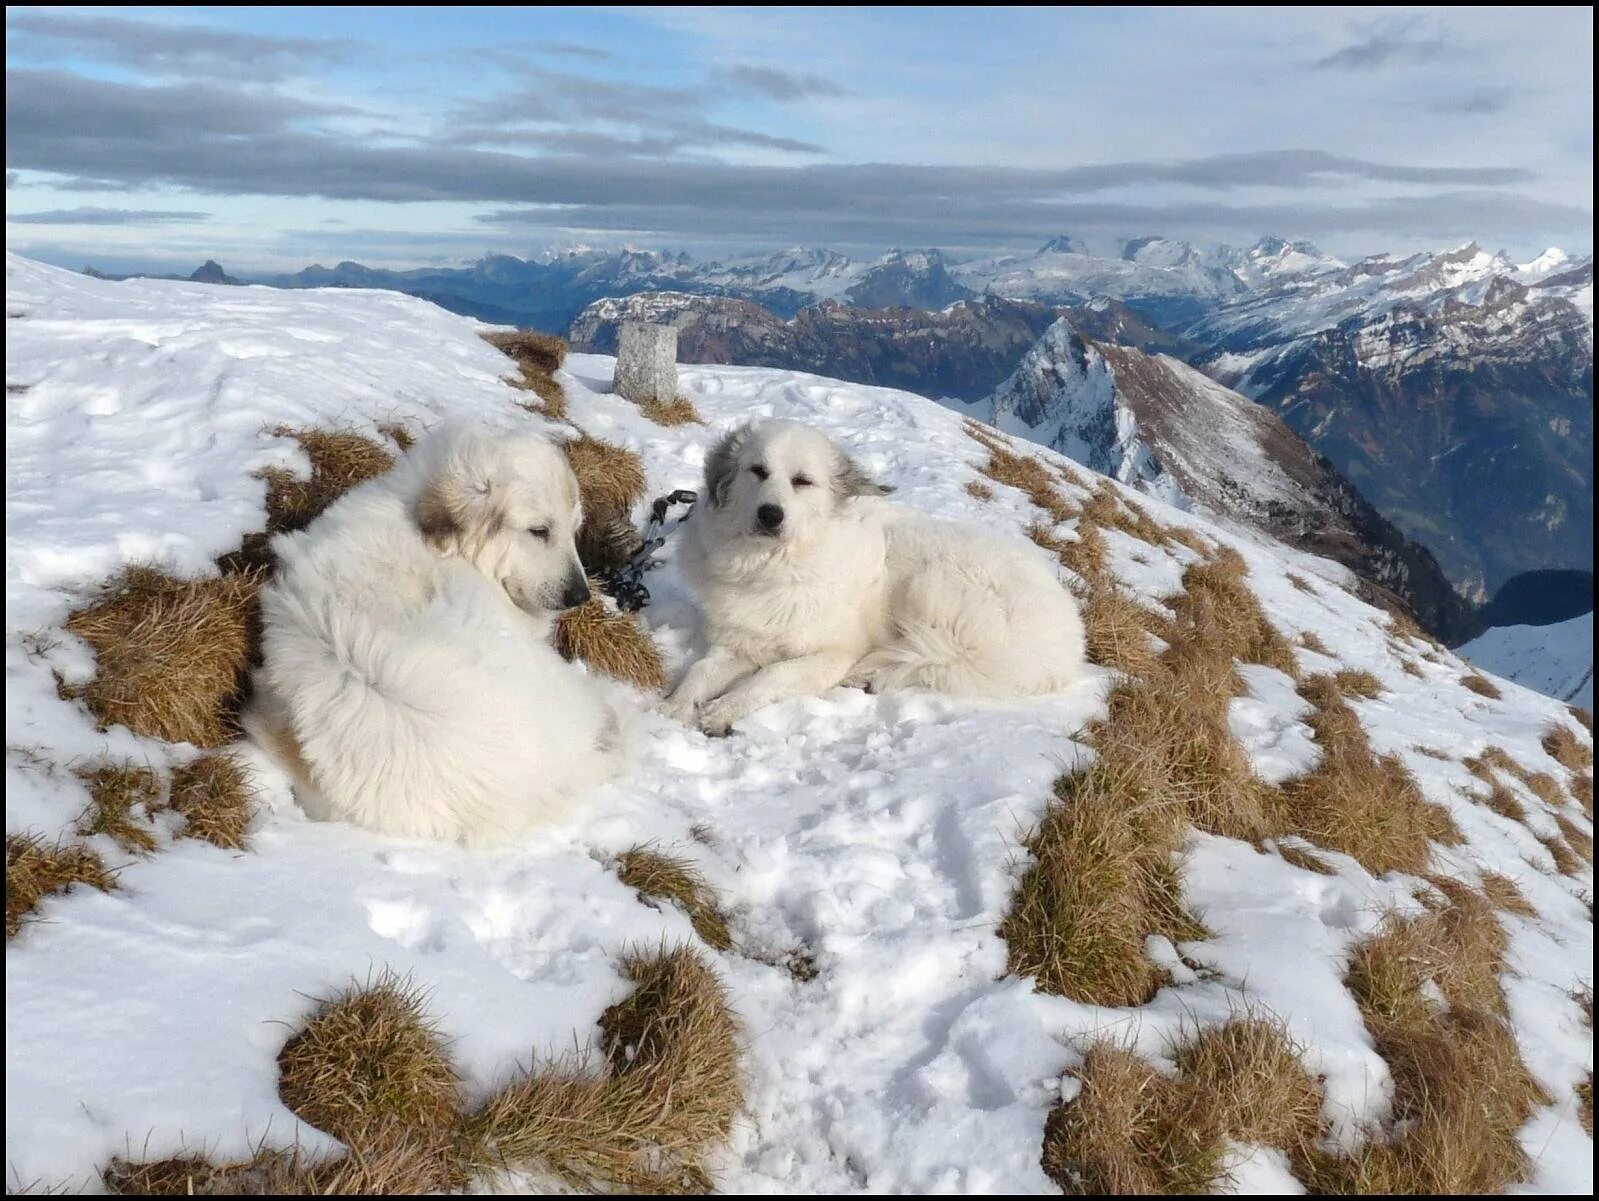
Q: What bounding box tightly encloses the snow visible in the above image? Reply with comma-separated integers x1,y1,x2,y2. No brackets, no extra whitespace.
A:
1461,613,1594,710
5,254,1593,1194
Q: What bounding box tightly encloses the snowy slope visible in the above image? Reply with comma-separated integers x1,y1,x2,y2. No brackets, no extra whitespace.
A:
5,254,1592,1193
1462,614,1594,711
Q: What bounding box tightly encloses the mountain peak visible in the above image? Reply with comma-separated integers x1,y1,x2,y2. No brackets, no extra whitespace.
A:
1038,235,1086,256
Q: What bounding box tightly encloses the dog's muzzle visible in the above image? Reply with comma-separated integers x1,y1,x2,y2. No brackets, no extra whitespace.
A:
558,574,592,610
755,503,785,536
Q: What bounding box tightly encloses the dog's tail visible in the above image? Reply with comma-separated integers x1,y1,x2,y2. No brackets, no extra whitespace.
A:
253,576,616,844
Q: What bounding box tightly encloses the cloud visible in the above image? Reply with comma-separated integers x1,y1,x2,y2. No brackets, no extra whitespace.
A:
5,12,356,82
1311,16,1451,71
717,64,851,100
7,206,211,226
529,40,614,62
452,67,827,155
1431,88,1519,116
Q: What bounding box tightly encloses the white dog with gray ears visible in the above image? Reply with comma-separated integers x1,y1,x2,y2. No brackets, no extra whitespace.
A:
243,422,621,845
663,419,1087,735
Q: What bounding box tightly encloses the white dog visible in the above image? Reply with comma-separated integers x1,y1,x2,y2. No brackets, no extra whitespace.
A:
243,422,621,845
663,419,1086,735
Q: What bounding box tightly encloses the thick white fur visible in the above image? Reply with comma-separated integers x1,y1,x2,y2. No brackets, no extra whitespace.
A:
242,423,621,845
664,419,1086,735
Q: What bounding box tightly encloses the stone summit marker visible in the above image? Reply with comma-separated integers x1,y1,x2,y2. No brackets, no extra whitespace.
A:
614,322,679,405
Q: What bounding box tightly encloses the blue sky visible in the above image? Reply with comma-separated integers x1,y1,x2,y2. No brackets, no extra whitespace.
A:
5,6,1592,272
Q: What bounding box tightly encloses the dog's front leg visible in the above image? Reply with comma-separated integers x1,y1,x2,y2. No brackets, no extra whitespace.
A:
695,649,861,736
660,645,755,725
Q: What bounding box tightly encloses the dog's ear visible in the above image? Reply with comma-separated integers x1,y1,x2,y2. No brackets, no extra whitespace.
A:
704,424,751,508
834,452,892,499
413,468,502,553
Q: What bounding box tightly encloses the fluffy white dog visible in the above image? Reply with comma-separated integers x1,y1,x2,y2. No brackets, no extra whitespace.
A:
243,422,621,845
663,419,1086,735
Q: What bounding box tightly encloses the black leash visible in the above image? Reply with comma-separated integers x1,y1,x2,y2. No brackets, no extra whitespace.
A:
597,489,698,612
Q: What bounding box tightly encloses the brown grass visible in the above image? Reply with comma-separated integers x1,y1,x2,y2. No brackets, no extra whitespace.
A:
1569,706,1594,732
1003,760,1201,1008
1287,573,1313,592
565,435,647,574
1543,721,1593,773
1275,842,1335,874
1280,674,1460,875
1306,884,1547,1194
64,566,263,747
1167,548,1295,675
1464,754,1528,822
1043,1018,1321,1194
375,422,414,451
1298,630,1331,655
615,848,733,951
964,480,993,501
170,752,255,850
965,422,1075,523
1399,657,1424,678
1580,1077,1594,1137
1333,668,1385,699
261,428,396,538
483,329,567,375
277,971,461,1192
484,331,570,421
555,590,666,690
1082,485,1170,548
1478,745,1568,808
633,395,703,426
1479,870,1538,918
1079,585,1164,679
75,762,164,854
467,944,741,1192
1571,773,1593,817
6,833,115,938
1552,811,1593,863
1460,673,1503,699
106,1135,455,1196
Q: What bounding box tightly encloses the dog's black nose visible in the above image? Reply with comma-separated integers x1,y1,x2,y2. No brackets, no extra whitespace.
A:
757,503,784,531
560,575,592,609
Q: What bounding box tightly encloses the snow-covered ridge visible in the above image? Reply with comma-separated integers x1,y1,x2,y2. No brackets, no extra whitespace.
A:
5,255,1592,1193
1462,614,1594,711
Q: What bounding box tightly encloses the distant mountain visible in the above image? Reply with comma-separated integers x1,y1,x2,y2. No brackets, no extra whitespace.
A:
79,260,240,286
568,292,1064,401
976,318,1480,642
1189,243,1594,601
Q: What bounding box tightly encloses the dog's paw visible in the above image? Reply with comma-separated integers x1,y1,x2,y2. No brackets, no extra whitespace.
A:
695,701,741,738
656,693,699,725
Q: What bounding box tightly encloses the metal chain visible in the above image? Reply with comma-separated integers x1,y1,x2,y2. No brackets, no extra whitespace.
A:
596,489,698,612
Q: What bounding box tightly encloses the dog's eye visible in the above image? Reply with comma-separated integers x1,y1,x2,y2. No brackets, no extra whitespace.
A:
792,475,814,488
749,464,769,481
528,526,551,541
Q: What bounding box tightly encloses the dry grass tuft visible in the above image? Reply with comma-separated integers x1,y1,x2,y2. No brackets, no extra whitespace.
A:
1287,573,1313,593
261,427,395,538
1569,706,1594,732
565,435,647,574
1400,656,1424,678
375,422,415,451
1298,630,1331,656
1479,870,1537,918
75,762,164,854
1280,674,1459,875
555,590,666,691
1580,1076,1594,1137
105,1132,459,1196
615,848,733,951
468,944,741,1192
1275,842,1335,874
1043,1018,1322,1194
6,833,116,938
1460,673,1504,700
1081,485,1170,548
1167,548,1296,675
965,422,1075,523
633,394,703,427
1333,668,1385,699
484,330,571,421
964,480,993,501
483,329,567,375
1059,520,1109,585
1552,811,1593,863
1571,773,1593,817
1464,753,1528,822
1543,721,1593,773
170,752,255,850
277,971,462,1161
1079,585,1165,679
1478,745,1567,808
64,566,264,747
1307,886,1547,1194
1003,761,1201,1007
